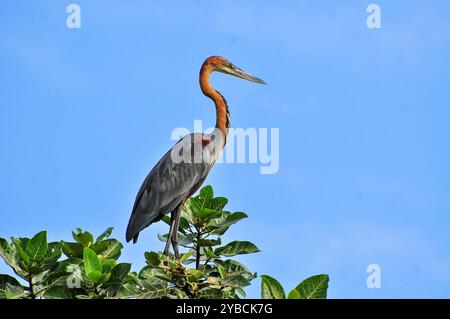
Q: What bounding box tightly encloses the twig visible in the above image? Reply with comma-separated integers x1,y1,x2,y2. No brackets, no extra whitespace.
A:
28,275,35,299
195,227,201,270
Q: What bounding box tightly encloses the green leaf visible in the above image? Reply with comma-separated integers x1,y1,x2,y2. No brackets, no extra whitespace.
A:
72,229,94,247
186,269,204,282
215,259,251,275
209,212,248,235
198,287,223,299
13,237,29,249
170,287,188,299
138,268,169,294
115,282,142,298
44,286,80,299
222,274,251,288
43,242,62,266
157,233,193,247
180,251,193,263
236,287,246,298
288,289,301,299
144,252,161,267
198,237,221,247
99,272,111,284
88,270,103,283
4,283,27,299
217,265,226,279
261,275,286,299
199,185,214,205
92,239,123,260
83,247,102,283
95,227,113,243
12,238,30,266
181,198,201,225
178,217,190,231
195,208,222,220
0,238,27,278
101,258,116,273
0,275,23,290
215,241,260,257
294,274,329,299
25,231,48,263
139,266,170,283
211,197,228,210
61,241,84,258
206,276,221,286
111,263,131,279
203,247,217,259
222,286,236,298
161,215,171,225
140,287,168,299
39,259,80,288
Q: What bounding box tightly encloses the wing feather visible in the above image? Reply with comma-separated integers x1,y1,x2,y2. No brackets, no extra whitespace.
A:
126,133,211,242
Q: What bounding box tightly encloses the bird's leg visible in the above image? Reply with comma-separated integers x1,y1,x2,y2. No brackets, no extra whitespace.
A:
171,205,183,260
163,213,176,256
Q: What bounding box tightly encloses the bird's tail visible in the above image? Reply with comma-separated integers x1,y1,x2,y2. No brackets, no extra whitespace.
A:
126,211,165,244
125,222,139,243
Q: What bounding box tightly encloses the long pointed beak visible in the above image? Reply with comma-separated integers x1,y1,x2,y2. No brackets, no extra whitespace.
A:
218,64,267,85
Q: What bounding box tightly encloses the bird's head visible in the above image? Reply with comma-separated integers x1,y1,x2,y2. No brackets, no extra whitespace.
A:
201,56,266,85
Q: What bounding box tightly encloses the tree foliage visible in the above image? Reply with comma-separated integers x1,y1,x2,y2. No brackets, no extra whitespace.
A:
0,185,329,299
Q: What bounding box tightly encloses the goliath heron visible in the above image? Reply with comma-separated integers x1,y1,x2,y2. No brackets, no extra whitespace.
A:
126,56,266,258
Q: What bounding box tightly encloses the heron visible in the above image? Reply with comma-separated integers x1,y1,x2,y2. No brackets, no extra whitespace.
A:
125,56,266,259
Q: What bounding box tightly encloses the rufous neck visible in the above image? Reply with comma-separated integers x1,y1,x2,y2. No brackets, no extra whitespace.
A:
199,65,228,139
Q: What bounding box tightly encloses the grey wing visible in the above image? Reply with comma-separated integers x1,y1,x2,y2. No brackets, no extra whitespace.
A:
126,134,211,243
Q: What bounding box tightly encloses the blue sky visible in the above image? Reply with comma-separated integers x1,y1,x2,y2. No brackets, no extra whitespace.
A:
1,0,450,298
